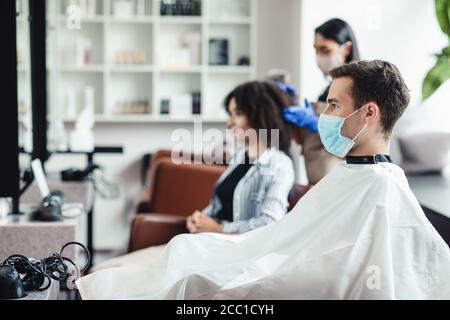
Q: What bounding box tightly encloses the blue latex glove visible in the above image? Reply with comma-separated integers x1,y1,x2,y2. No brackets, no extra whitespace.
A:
276,81,298,97
283,99,319,133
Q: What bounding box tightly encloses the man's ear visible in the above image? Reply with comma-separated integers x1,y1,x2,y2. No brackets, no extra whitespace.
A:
365,103,380,122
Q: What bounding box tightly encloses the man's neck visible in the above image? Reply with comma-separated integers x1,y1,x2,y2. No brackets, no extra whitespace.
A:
348,139,390,157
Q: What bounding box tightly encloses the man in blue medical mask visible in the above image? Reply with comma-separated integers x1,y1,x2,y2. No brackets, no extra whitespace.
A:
318,60,405,160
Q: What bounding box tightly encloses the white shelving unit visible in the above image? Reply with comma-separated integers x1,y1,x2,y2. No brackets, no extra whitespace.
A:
38,0,258,123
16,0,32,119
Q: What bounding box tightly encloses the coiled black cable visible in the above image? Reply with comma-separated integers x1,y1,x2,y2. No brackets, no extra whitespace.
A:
1,242,90,292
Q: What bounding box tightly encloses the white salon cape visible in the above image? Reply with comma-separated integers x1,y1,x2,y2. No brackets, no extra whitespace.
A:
77,162,450,300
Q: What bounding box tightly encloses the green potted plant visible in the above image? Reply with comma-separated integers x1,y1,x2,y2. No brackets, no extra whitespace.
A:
422,0,450,100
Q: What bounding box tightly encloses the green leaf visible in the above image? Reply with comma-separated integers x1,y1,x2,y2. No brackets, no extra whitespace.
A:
435,0,450,37
422,47,450,100
423,1,450,100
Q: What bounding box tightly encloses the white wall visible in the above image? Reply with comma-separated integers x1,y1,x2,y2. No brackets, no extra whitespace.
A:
257,0,305,182
257,0,301,84
299,0,447,104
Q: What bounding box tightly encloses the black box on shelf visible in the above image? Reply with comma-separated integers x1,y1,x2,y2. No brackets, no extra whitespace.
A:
209,38,229,66
160,99,170,115
191,0,201,15
160,0,175,15
237,56,251,66
192,92,201,115
160,0,201,16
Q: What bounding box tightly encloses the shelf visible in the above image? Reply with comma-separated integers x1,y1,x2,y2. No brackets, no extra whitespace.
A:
207,66,252,74
209,24,251,67
41,0,257,124
108,16,153,24
56,15,250,24
98,65,252,74
95,114,227,123
159,66,202,73
109,72,152,116
205,72,251,117
60,72,104,115
60,65,104,73
94,114,153,123
62,114,227,124
159,16,203,24
59,16,154,23
151,115,228,123
58,22,104,66
109,65,154,72
108,22,152,66
58,15,106,23
207,0,252,19
208,17,253,25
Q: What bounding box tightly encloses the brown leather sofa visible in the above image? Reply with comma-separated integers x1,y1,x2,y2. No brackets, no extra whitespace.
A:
129,150,311,252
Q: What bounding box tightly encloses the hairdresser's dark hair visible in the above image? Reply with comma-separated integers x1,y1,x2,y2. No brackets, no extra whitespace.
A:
224,81,292,156
315,18,360,63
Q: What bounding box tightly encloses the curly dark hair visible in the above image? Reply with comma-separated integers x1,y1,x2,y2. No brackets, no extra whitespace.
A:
224,81,292,156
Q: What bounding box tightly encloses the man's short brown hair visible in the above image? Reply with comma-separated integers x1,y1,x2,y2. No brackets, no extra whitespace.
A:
330,60,410,137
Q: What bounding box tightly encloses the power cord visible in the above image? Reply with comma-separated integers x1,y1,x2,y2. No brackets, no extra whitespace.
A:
88,168,120,199
61,164,120,199
1,242,91,292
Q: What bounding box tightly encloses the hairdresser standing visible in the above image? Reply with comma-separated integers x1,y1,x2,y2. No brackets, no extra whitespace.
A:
279,18,361,184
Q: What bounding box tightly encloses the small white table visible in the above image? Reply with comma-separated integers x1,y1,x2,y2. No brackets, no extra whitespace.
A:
21,172,94,256
18,280,60,300
0,209,86,301
0,206,86,262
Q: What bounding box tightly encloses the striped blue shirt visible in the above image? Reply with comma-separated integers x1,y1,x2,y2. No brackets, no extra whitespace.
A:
203,147,295,234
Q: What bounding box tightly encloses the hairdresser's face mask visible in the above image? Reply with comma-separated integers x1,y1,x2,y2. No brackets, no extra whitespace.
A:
318,107,368,158
316,46,345,75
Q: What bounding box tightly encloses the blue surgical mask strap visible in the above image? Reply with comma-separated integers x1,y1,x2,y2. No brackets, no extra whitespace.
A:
351,123,368,142
344,105,365,120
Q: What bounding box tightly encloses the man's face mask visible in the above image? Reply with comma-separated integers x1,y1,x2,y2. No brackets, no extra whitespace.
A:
318,106,368,158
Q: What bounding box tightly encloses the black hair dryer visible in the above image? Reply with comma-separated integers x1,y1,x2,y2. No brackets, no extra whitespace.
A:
0,265,26,299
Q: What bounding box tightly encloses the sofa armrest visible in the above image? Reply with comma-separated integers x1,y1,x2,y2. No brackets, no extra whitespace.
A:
136,186,152,213
288,184,313,212
129,213,188,252
136,156,226,215
149,160,226,216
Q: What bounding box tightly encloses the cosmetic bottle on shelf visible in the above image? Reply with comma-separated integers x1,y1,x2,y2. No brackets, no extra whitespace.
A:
70,87,95,152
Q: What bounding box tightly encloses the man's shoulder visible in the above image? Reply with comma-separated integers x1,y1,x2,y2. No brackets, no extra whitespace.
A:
370,163,407,185
331,163,409,198
343,162,406,181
